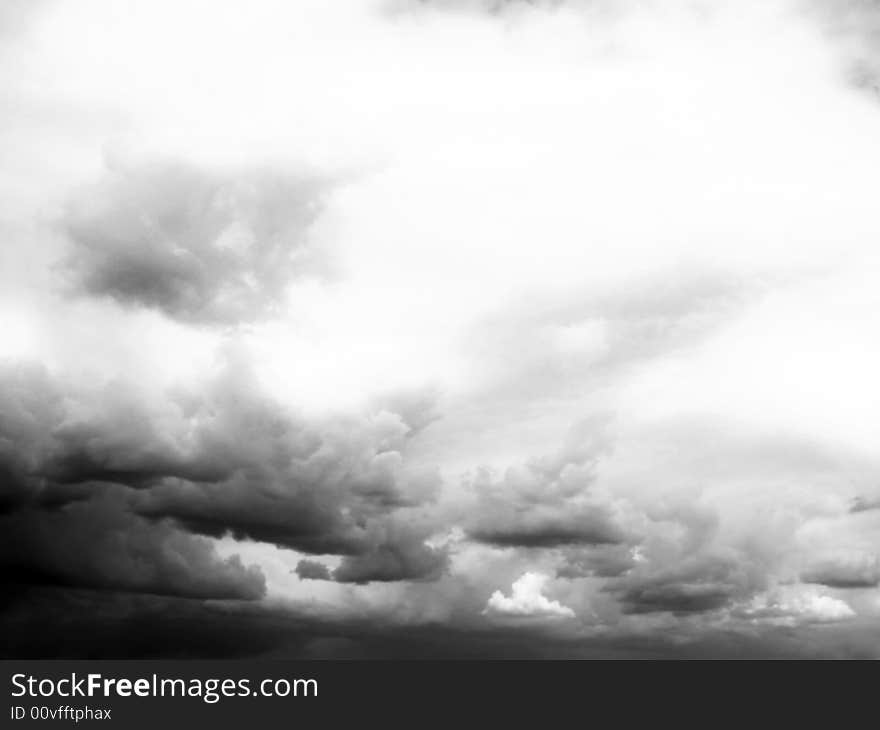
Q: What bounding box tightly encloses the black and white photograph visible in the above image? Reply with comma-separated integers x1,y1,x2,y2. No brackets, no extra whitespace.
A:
2,0,880,672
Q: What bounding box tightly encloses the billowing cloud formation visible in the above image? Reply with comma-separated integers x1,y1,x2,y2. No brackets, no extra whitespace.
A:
484,572,575,619
130,366,446,579
332,532,448,583
0,497,265,600
3,0,880,658
295,538,448,584
60,160,325,325
465,419,629,548
609,554,757,615
0,362,266,600
0,354,446,595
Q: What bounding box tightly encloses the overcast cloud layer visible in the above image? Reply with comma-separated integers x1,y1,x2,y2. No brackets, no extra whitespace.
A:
3,0,880,658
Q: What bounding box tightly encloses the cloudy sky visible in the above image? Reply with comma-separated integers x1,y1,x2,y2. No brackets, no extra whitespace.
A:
3,0,880,658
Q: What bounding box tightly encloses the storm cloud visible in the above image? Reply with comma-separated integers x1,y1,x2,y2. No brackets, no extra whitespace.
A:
0,352,447,598
465,419,630,549
0,498,266,600
802,553,880,589
3,0,880,658
60,161,326,325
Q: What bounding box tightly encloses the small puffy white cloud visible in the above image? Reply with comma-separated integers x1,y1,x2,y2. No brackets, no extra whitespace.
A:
484,572,575,619
739,586,855,626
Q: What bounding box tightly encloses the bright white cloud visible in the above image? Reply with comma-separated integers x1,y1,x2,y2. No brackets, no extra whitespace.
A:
484,572,575,619
740,586,855,626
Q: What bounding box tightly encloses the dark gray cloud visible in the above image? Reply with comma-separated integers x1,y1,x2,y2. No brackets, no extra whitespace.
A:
333,532,447,583
0,364,265,599
0,361,223,509
469,509,625,548
0,363,264,601
59,160,326,325
606,553,761,615
849,495,880,513
595,498,771,615
295,559,332,581
130,364,446,580
0,362,63,512
0,495,265,600
465,417,629,548
295,529,447,584
0,355,446,594
802,554,880,588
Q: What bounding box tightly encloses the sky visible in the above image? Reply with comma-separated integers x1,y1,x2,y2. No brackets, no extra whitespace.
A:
3,0,880,658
